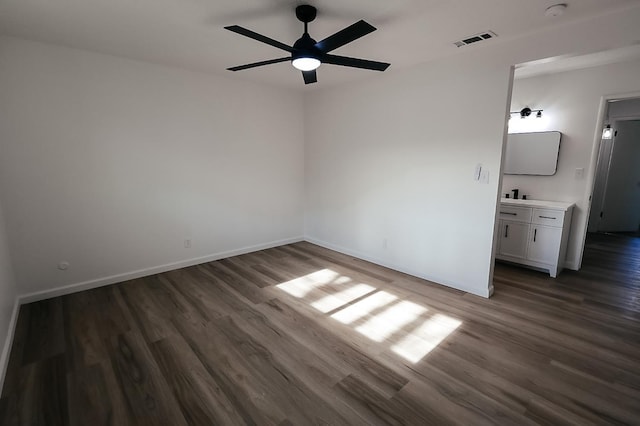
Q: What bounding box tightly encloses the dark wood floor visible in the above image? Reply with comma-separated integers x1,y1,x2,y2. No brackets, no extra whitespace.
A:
1,234,639,425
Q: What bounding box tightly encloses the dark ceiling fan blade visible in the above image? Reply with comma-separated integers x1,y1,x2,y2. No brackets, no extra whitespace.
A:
224,25,293,52
302,70,317,84
322,54,390,71
315,20,376,53
227,57,291,71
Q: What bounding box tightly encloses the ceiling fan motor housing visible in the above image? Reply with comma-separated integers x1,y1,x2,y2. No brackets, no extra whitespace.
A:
292,32,320,62
293,5,320,62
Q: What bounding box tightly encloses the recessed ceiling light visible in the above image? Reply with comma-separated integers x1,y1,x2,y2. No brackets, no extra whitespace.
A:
545,4,567,17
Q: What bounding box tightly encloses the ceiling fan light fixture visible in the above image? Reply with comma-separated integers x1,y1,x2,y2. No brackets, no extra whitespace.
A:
292,56,321,71
225,4,390,84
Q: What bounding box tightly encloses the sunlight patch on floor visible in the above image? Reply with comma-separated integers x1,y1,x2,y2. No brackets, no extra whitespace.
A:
276,269,340,298
331,291,398,325
391,314,461,363
356,300,427,342
311,283,376,313
333,276,352,285
275,268,462,364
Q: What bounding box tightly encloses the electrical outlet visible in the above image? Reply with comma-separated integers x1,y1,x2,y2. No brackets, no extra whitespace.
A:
184,239,191,248
575,168,584,179
383,238,388,249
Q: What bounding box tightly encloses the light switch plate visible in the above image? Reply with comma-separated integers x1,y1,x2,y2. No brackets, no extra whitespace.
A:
474,163,482,181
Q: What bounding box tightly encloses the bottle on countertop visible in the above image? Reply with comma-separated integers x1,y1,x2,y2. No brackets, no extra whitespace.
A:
512,189,519,200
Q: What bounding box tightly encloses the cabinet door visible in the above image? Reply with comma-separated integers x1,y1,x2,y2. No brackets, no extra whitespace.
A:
528,225,562,265
498,220,529,259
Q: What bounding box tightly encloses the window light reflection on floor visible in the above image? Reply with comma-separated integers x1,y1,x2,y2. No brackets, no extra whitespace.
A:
355,300,427,342
276,268,340,298
391,314,461,363
331,291,397,324
311,283,376,313
275,268,462,364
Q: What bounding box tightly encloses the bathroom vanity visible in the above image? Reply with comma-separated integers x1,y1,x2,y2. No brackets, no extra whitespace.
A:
496,198,574,277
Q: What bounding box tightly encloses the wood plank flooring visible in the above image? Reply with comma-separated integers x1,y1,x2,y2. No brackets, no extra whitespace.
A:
1,233,639,425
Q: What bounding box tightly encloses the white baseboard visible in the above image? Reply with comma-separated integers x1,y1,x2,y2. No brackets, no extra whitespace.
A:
304,237,492,298
0,297,20,395
19,236,304,304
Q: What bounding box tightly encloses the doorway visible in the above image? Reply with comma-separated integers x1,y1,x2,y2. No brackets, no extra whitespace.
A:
588,98,640,238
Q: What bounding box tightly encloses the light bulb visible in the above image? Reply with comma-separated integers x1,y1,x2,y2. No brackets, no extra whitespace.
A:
292,57,321,71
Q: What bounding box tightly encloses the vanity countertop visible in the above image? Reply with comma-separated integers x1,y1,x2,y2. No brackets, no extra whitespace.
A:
500,198,575,211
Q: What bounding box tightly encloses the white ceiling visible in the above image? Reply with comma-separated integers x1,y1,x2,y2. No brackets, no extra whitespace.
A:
1,0,639,90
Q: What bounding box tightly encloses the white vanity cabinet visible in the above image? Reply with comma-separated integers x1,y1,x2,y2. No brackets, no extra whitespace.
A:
496,199,574,277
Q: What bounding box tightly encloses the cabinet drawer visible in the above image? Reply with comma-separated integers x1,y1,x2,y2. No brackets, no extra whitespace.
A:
532,208,565,227
499,206,532,223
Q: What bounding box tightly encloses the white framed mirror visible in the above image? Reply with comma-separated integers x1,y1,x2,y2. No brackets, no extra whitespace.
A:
504,131,561,175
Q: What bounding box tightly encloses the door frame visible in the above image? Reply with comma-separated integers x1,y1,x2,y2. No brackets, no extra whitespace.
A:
592,115,640,232
588,127,615,232
578,91,640,268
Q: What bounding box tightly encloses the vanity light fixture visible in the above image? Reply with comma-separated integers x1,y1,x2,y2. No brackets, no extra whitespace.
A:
509,107,543,119
602,124,613,139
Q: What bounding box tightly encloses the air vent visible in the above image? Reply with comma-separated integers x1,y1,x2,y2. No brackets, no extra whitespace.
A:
454,31,497,48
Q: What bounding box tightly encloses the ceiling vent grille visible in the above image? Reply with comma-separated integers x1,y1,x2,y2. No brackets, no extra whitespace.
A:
454,31,497,48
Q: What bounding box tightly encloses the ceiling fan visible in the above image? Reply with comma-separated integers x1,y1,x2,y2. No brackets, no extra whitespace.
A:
225,4,390,84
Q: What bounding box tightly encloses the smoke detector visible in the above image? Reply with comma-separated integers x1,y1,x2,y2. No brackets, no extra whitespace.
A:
545,4,567,17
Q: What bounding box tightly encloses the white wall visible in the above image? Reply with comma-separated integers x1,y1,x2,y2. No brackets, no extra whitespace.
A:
305,54,511,297
305,6,640,297
0,37,305,297
0,199,18,391
504,58,640,268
